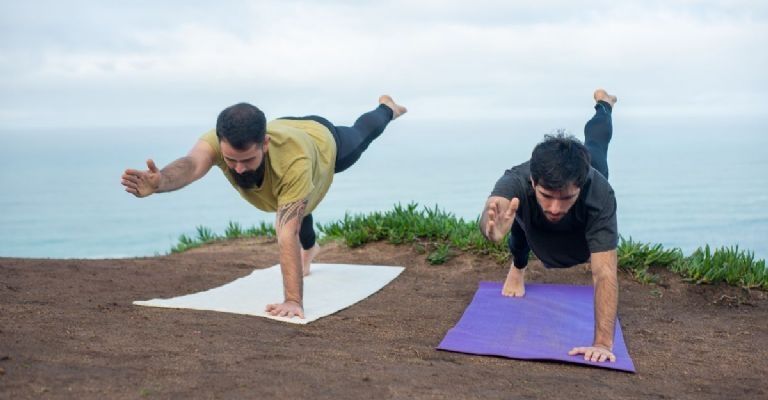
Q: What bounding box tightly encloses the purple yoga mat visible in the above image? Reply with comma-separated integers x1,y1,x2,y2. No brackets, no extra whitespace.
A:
437,282,636,373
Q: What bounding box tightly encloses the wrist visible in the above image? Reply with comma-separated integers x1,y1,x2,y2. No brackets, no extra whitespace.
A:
593,343,613,351
154,172,165,192
284,299,303,307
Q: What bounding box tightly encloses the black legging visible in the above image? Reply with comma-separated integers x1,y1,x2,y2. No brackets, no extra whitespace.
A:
280,104,394,249
509,100,613,268
584,101,612,180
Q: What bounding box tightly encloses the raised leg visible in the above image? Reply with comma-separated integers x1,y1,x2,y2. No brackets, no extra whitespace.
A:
333,95,407,173
584,89,617,179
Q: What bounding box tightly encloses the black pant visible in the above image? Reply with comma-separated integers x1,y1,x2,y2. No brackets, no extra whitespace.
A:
284,104,394,249
584,101,613,180
509,101,613,268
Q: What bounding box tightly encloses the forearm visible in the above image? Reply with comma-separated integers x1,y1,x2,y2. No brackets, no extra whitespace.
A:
278,232,303,305
156,157,199,193
275,199,309,305
592,260,618,349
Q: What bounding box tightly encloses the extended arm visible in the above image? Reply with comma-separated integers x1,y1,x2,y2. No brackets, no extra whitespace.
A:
569,249,619,362
265,198,309,319
122,140,216,197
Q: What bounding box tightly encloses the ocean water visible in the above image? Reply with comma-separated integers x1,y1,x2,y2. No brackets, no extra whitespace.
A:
1,113,766,261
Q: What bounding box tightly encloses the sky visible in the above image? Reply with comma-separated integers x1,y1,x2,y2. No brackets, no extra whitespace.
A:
0,0,766,129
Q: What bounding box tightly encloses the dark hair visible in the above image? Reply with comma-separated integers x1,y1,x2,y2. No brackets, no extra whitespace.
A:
215,103,266,150
530,132,591,190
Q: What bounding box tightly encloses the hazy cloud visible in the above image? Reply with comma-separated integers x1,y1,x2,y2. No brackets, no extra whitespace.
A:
1,0,766,128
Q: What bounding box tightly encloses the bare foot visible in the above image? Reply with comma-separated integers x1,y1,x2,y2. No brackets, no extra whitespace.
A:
502,265,526,297
300,243,320,276
378,95,408,120
593,88,617,108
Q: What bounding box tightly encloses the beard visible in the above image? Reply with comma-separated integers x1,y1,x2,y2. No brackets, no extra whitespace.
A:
230,159,266,189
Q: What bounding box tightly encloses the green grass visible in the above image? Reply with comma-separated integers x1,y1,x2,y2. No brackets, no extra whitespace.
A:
671,245,767,290
224,221,276,239
170,222,275,253
170,203,767,290
317,203,509,263
617,237,684,284
617,239,767,290
170,232,205,253
427,243,453,265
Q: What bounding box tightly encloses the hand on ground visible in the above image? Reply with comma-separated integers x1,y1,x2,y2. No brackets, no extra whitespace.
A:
122,159,161,198
265,301,305,319
568,345,616,363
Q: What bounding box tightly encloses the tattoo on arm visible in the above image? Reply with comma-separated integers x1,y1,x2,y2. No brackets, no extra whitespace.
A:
276,199,308,235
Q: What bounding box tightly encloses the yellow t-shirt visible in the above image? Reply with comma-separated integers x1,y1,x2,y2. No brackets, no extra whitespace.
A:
201,119,337,215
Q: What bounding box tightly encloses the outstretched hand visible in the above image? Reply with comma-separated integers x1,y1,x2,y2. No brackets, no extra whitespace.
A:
568,345,616,363
266,301,305,319
122,159,161,198
484,197,519,242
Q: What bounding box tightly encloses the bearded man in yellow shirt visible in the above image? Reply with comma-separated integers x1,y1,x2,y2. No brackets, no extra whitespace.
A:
121,95,407,319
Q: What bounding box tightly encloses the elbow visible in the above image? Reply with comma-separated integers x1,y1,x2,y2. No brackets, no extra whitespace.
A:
277,230,299,248
592,268,617,289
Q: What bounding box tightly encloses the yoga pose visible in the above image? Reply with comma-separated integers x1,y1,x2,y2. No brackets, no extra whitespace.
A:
480,89,619,363
122,95,407,319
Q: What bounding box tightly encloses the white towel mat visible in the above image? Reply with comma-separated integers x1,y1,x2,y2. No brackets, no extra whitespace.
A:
133,263,404,324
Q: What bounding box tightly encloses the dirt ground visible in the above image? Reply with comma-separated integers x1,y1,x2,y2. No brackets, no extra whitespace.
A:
1,238,766,399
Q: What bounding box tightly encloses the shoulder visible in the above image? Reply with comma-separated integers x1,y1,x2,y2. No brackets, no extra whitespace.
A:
583,169,615,201
580,168,617,218
491,161,531,198
198,129,224,164
501,161,531,183
199,129,219,149
582,169,619,251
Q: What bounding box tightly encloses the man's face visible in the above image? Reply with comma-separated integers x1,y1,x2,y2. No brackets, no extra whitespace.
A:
531,178,581,223
221,138,268,188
